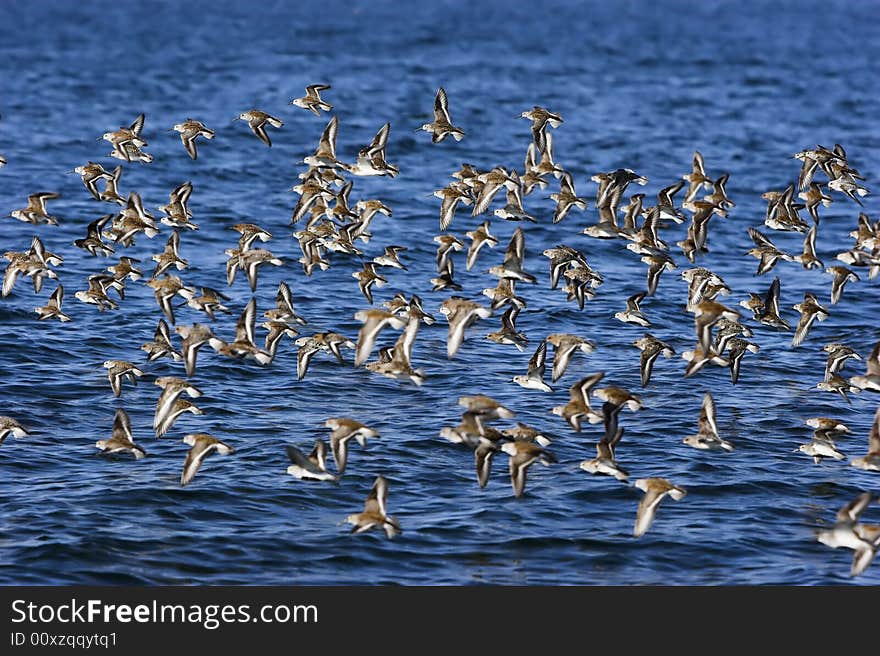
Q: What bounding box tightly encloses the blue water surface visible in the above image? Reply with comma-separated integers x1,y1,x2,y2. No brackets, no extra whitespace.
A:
0,0,879,584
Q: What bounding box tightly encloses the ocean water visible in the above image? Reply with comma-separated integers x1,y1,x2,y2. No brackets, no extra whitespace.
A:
0,0,878,585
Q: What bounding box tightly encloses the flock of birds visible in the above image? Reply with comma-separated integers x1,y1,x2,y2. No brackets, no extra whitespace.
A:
1,83,879,576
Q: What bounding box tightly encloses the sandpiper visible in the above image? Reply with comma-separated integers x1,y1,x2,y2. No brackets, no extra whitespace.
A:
643,250,677,297
95,409,146,460
580,425,628,482
633,478,686,537
175,323,223,376
237,109,283,147
152,230,189,277
486,306,528,351
594,385,642,438
103,113,150,162
71,161,112,200
614,291,651,327
141,319,182,362
347,122,399,177
792,292,829,347
436,185,472,233
34,285,70,322
682,151,713,204
325,417,379,475
501,440,556,498
816,492,878,577
263,281,307,326
472,168,518,216
103,360,144,398
754,276,791,330
294,332,355,379
10,192,61,225
816,374,861,404
440,297,492,359
158,181,197,230
286,440,337,481
465,221,498,271
179,286,232,320
346,475,401,538
726,337,760,384
419,87,464,143
458,395,515,420
503,423,553,447
545,333,595,382
73,214,115,256
180,433,234,486
0,416,29,447
549,171,588,224
289,84,332,115
172,118,214,160
512,340,552,392
99,165,125,204
147,274,194,324
214,299,273,365
633,333,675,387
519,105,563,145
683,392,733,451
794,224,824,270
354,309,406,367
747,227,792,276
231,223,272,251
303,115,342,169
352,262,388,304
825,265,859,305
551,372,605,431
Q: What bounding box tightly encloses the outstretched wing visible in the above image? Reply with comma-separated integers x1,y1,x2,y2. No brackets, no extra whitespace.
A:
434,87,452,123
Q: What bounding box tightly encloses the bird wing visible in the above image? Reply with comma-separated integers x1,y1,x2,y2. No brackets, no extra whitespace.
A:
234,298,257,345
365,475,389,517
505,227,526,268
49,284,64,309
434,87,452,123
551,342,576,382
574,372,604,406
287,444,319,473
306,84,331,96
748,227,775,249
528,340,547,378
658,180,684,206
626,292,646,312
836,492,874,523
317,116,338,158
129,113,145,136
692,151,706,177
764,276,782,316
869,407,880,453
698,393,718,436
181,440,213,486
366,122,390,157
500,307,519,333
111,408,134,442
866,341,880,376
634,488,664,537
471,180,504,216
